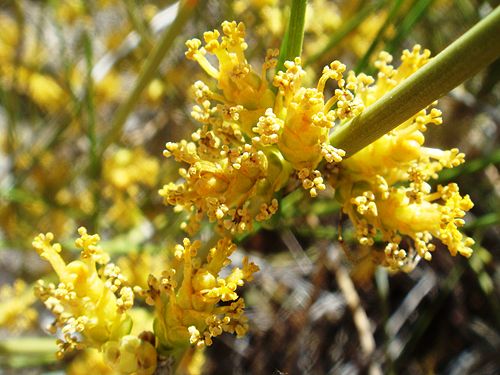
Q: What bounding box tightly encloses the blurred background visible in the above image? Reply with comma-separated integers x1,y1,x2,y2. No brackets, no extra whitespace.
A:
0,0,499,374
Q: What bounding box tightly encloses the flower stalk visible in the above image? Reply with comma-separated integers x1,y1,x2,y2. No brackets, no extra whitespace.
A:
330,6,500,156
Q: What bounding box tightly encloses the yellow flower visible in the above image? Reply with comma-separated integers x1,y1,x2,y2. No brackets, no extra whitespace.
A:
33,228,134,357
0,279,38,333
162,21,374,234
1,65,66,112
185,21,275,114
104,148,159,193
67,349,115,375
103,148,159,230
103,334,157,375
144,237,258,351
330,47,474,270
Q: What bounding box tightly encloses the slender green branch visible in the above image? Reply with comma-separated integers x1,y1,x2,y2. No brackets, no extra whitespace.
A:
82,35,97,176
83,32,101,231
355,0,405,73
0,337,57,355
305,0,385,66
276,0,307,73
100,0,198,153
124,0,154,49
464,213,500,231
330,6,500,156
385,0,435,55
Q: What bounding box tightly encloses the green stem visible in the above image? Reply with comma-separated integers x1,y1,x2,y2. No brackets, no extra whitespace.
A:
305,0,385,66
464,213,500,231
385,0,435,55
83,32,101,231
355,0,405,73
276,0,307,73
100,0,198,154
124,0,154,49
0,337,57,355
330,6,500,156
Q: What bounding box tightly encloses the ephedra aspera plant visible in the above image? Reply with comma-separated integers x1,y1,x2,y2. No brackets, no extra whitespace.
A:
1,1,499,374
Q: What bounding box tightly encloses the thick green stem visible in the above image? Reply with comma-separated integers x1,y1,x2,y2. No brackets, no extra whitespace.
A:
100,0,198,153
276,0,307,73
330,6,500,156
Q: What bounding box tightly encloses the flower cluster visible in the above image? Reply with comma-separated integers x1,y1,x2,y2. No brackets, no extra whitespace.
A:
103,148,159,230
144,237,259,350
160,21,374,235
0,279,37,332
0,12,65,113
329,46,475,270
33,227,258,372
33,228,156,374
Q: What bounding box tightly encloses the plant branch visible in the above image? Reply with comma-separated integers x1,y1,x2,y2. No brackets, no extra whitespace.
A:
305,0,385,66
0,337,57,355
355,0,404,73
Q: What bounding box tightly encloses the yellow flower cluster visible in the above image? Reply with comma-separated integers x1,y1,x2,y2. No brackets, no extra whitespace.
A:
0,279,37,332
161,21,374,235
164,22,474,271
33,228,133,353
33,227,257,371
144,237,259,350
70,336,158,375
0,146,160,248
0,150,77,248
67,348,115,375
103,148,159,230
33,228,156,374
27,14,478,373
0,14,66,113
329,46,475,270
